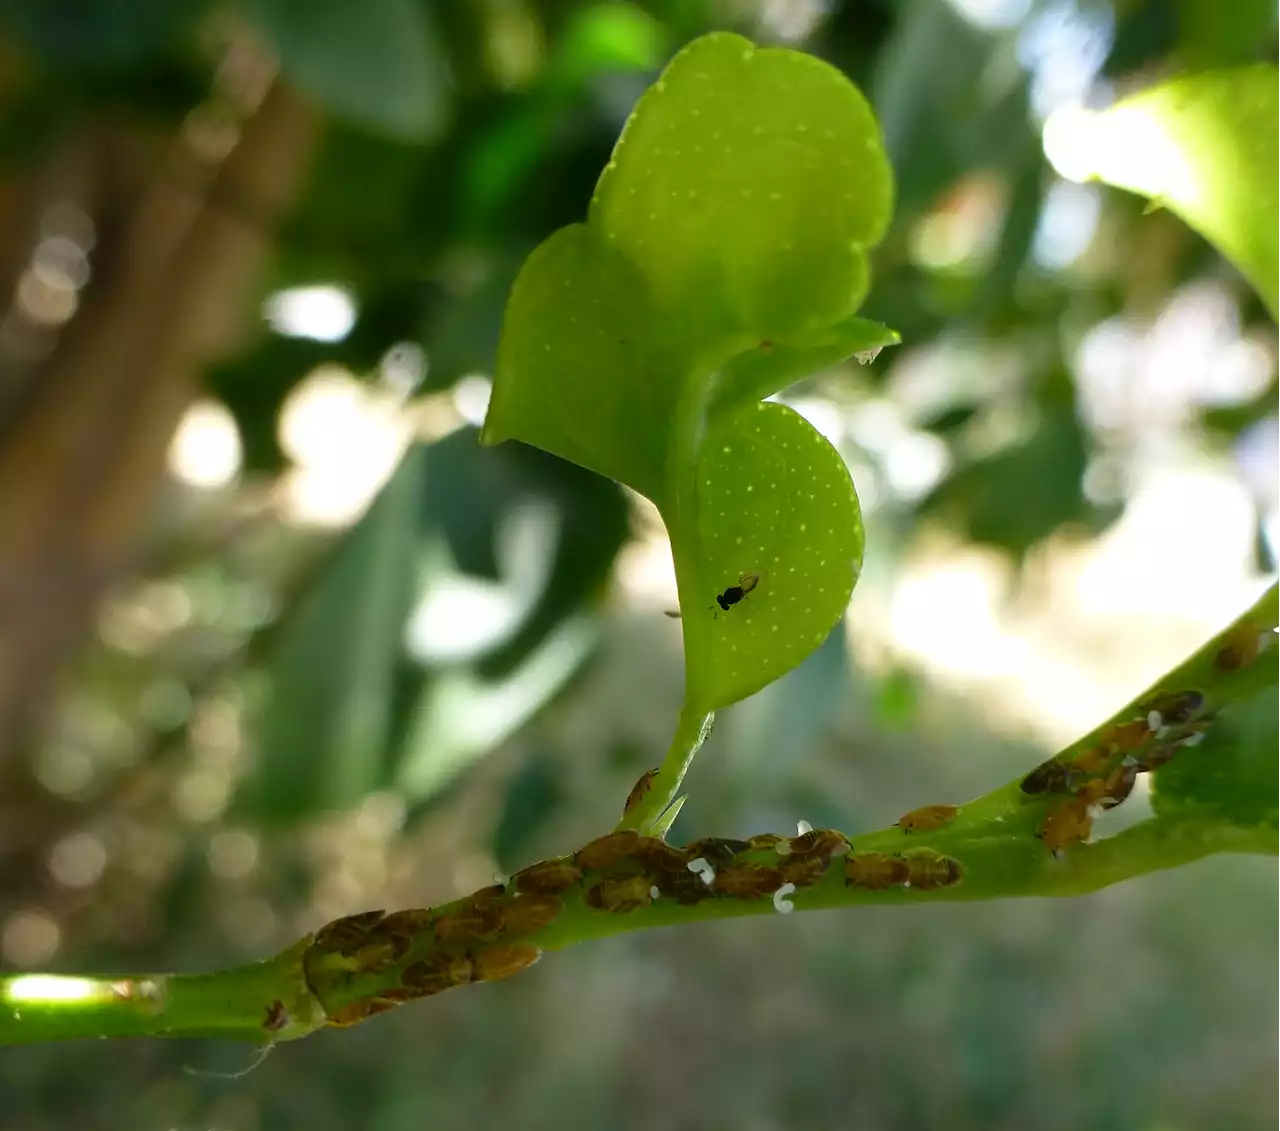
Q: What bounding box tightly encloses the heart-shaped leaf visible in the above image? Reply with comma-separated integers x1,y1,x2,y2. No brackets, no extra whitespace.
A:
683,401,863,710
485,32,893,712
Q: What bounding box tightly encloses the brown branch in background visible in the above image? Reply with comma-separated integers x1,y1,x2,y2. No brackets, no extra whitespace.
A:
0,76,320,762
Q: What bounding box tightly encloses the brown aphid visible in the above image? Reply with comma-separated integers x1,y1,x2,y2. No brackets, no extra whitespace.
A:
1038,797,1093,857
844,853,910,890
263,1000,289,1032
326,997,398,1027
903,851,964,890
496,894,562,937
1078,761,1138,810
1215,624,1265,673
313,909,385,951
896,805,960,834
1020,757,1071,796
1144,689,1205,730
683,837,751,866
776,853,829,888
623,768,659,817
713,863,784,899
433,901,502,945
746,833,785,852
787,828,851,858
633,836,689,873
377,985,431,1004
1096,720,1149,756
346,935,410,973
512,858,582,896
574,830,641,871
375,908,434,940
653,867,718,905
585,874,655,913
473,942,543,983
402,953,474,994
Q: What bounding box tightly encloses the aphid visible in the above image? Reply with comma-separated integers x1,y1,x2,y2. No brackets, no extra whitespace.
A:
473,943,543,983
1077,761,1138,810
895,805,960,834
495,894,562,937
1096,720,1149,755
585,874,654,913
374,908,434,940
433,900,502,945
713,864,784,899
623,769,659,817
313,909,385,951
1143,689,1205,732
786,828,851,858
903,851,964,890
377,985,431,1004
1037,797,1093,857
844,853,910,890
654,867,717,904
746,833,785,852
402,953,474,994
346,935,410,973
1214,624,1266,673
326,998,397,1027
574,830,641,871
714,572,761,613
776,854,828,888
263,1000,289,1032
683,837,750,866
1021,757,1071,796
772,883,797,914
632,837,689,873
512,858,583,896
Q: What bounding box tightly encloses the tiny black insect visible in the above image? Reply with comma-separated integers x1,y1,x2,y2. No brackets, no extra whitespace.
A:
715,572,760,613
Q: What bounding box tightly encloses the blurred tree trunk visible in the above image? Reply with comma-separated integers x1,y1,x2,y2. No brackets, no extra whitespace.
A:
0,79,318,760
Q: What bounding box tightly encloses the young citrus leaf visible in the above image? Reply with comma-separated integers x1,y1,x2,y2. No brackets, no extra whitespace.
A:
711,315,899,415
484,224,678,503
487,32,893,713
591,31,893,350
1046,66,1278,316
684,401,862,710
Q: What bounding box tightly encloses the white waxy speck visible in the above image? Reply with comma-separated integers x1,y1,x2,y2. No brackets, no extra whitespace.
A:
1147,711,1163,732
650,886,661,900
1179,731,1206,748
773,884,797,914
796,820,813,835
688,858,716,885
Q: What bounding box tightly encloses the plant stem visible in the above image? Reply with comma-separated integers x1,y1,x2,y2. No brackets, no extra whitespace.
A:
0,938,325,1046
616,701,714,834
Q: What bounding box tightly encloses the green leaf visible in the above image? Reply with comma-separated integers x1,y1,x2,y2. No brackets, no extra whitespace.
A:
248,0,444,140
485,223,676,502
688,402,863,709
590,32,893,349
242,446,425,820
1047,67,1279,316
486,33,893,711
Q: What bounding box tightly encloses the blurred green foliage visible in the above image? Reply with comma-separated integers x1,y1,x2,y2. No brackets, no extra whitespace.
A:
0,0,1276,1126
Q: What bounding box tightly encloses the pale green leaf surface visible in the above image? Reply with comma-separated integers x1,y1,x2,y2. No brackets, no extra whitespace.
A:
1049,67,1278,316
686,401,863,709
591,32,893,347
711,315,899,415
485,224,677,501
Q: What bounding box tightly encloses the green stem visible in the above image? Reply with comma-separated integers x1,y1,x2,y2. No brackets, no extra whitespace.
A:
616,700,714,834
0,939,324,1046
